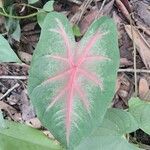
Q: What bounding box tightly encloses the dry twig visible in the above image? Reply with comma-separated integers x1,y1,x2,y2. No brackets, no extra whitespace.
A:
0,76,28,80
0,83,20,100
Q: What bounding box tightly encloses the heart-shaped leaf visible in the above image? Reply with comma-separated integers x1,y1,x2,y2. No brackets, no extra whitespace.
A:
129,97,150,135
28,12,119,149
75,108,140,150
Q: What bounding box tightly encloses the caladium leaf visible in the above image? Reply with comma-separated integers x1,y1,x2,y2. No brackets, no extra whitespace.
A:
28,12,119,149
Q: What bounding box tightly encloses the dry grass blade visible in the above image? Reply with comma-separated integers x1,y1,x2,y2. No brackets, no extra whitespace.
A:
70,0,93,24
0,83,20,100
125,25,150,69
95,0,108,19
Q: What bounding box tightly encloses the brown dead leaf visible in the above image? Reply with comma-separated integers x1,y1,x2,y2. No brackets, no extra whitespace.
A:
79,9,98,34
0,101,21,121
22,22,37,32
70,0,93,25
134,1,150,27
116,78,121,93
125,25,150,69
79,0,115,34
18,51,32,65
118,89,128,100
137,24,150,36
120,0,132,13
120,58,133,67
139,77,150,101
115,0,130,22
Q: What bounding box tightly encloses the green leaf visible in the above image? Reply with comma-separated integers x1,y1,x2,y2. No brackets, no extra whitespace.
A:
75,108,140,150
0,120,62,150
72,25,81,37
28,12,119,149
6,19,21,42
100,108,139,135
0,34,20,63
10,20,21,42
129,97,150,135
37,0,54,27
5,8,21,42
28,0,39,4
37,11,47,27
43,1,54,12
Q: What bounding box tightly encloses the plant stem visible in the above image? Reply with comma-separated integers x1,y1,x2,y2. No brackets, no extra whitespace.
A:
95,0,107,19
118,69,150,73
0,3,44,19
0,11,39,19
0,75,28,80
18,3,40,10
128,12,138,97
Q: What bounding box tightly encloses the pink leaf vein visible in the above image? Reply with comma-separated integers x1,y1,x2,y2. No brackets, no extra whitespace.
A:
45,19,110,145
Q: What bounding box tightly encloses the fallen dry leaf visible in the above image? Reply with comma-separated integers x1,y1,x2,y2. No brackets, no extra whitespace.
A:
137,24,150,36
134,1,150,27
125,25,150,69
18,51,32,65
120,0,132,13
0,101,21,121
79,9,98,34
70,0,93,25
22,22,37,32
120,58,133,67
115,0,130,22
139,77,149,99
79,0,115,34
116,78,121,93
